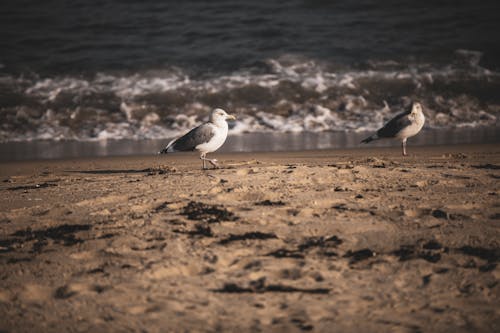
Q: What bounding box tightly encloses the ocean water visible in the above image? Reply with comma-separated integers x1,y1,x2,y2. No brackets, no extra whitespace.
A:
0,0,499,144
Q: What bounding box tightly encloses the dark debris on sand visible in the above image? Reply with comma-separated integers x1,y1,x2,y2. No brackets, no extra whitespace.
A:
212,277,330,294
7,182,58,191
458,246,500,263
255,200,286,206
265,235,343,259
298,235,343,251
4,224,91,253
392,243,443,264
219,232,278,245
472,164,500,170
180,201,238,223
174,224,214,237
266,248,305,259
343,248,376,264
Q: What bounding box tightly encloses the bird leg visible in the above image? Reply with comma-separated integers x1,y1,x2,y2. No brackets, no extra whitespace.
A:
402,139,407,156
200,153,218,169
208,158,219,168
200,153,206,169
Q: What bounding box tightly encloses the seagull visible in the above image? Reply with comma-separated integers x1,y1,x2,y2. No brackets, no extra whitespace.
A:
159,108,236,169
361,102,425,156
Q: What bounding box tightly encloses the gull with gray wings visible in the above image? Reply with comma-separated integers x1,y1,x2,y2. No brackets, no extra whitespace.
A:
159,108,236,169
361,102,425,156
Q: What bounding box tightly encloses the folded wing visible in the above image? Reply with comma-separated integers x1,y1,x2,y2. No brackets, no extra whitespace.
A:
160,123,215,153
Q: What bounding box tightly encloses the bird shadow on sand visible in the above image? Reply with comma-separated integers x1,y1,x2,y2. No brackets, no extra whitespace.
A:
66,164,237,175
69,169,149,175
67,166,177,175
71,169,151,174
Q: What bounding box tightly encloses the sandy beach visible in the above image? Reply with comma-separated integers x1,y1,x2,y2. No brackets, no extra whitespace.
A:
0,144,499,332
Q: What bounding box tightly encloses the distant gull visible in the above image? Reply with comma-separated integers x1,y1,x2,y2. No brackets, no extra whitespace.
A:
159,108,236,169
361,102,425,156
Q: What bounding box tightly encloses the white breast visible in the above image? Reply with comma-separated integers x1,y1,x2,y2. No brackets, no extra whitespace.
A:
396,112,425,140
195,123,228,154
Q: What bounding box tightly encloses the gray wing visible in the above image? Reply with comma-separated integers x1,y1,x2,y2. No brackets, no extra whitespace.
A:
169,123,215,151
377,110,412,138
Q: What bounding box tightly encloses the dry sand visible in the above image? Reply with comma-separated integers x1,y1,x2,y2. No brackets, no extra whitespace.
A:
0,144,499,332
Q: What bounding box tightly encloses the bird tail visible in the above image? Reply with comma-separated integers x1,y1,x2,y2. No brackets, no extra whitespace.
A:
158,147,170,154
361,134,377,144
158,138,177,154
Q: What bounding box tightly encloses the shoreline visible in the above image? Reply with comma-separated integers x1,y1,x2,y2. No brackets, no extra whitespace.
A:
1,127,499,162
1,143,499,176
0,144,499,332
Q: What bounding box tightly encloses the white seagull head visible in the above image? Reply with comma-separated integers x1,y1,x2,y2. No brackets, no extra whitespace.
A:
210,108,236,126
411,102,423,115
409,102,424,122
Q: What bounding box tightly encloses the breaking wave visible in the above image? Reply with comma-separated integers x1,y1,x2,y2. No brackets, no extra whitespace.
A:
1,51,498,142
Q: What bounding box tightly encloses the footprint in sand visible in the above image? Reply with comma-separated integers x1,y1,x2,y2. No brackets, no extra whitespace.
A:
54,282,110,299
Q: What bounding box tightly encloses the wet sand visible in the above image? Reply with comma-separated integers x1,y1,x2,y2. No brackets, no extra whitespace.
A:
2,127,499,162
0,144,499,332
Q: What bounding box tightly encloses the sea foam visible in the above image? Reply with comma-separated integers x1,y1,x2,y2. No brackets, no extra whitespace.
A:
0,53,498,142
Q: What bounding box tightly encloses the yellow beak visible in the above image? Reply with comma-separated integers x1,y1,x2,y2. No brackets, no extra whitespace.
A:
226,114,236,120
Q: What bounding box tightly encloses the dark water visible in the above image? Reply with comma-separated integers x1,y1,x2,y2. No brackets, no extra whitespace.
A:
2,0,500,74
0,0,499,145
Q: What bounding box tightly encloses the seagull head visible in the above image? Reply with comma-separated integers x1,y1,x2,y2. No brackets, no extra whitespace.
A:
411,102,423,115
210,108,236,126
409,102,425,124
